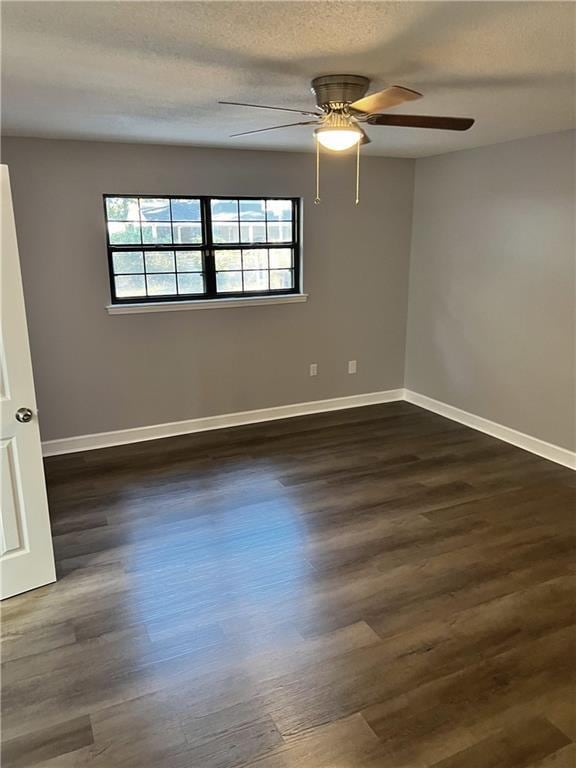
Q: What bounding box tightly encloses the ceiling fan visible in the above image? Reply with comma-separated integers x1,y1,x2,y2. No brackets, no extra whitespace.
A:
220,74,475,151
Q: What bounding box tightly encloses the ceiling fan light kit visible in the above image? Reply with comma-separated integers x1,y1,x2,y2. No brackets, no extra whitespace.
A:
315,128,361,151
220,74,475,206
314,118,362,152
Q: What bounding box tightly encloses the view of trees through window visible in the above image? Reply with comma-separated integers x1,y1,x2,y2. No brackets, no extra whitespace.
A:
104,195,299,303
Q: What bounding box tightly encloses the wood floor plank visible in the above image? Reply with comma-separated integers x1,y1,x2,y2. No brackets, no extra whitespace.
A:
1,715,93,768
0,621,76,663
171,714,284,768
545,694,576,742
2,402,574,767
528,744,576,767
242,713,388,768
429,717,571,768
362,627,575,766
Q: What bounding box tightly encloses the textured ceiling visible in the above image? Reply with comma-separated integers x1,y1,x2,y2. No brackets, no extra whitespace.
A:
1,1,575,157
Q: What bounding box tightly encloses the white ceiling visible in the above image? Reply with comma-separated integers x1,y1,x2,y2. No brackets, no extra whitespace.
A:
2,1,575,157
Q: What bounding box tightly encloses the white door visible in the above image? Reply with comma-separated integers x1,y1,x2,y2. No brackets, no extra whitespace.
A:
0,164,56,600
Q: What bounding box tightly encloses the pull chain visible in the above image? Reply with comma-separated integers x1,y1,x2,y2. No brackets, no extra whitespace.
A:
314,139,321,205
355,140,360,206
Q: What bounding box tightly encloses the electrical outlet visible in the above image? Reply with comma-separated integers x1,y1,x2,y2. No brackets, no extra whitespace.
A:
348,360,357,374
309,363,318,377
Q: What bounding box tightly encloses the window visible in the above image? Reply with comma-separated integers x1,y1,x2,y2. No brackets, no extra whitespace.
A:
104,195,300,304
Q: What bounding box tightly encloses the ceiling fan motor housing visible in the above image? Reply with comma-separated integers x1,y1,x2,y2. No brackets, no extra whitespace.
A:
311,75,370,111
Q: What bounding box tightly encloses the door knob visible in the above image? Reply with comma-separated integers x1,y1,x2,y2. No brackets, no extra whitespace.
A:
15,407,33,423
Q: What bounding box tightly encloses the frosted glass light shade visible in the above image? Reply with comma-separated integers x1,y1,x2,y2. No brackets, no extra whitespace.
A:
315,127,362,151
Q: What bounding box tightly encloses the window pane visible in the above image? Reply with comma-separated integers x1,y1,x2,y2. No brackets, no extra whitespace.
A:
267,222,292,242
172,222,203,244
176,251,203,272
108,222,141,245
266,199,292,221
240,222,267,243
145,251,174,273
269,248,292,268
270,269,293,289
215,250,241,270
115,275,146,298
216,271,242,292
106,197,140,221
242,249,268,269
177,273,204,295
147,274,177,296
108,197,299,304
211,199,238,220
243,270,269,291
213,222,240,243
112,251,144,274
171,199,201,221
141,223,172,244
239,199,266,220
140,198,171,221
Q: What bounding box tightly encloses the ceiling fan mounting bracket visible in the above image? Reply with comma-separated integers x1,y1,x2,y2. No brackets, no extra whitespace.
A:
311,75,370,111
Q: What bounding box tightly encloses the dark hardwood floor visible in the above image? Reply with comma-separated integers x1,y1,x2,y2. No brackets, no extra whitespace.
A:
2,401,575,767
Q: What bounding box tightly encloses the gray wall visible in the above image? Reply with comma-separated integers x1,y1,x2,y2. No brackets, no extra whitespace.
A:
1,138,415,441
406,131,575,450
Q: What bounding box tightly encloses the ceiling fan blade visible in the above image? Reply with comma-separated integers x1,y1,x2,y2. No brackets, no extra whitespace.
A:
220,101,320,117
230,120,320,138
366,114,475,131
350,86,422,115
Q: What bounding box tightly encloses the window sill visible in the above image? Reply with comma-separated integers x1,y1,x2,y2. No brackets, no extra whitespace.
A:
106,294,308,315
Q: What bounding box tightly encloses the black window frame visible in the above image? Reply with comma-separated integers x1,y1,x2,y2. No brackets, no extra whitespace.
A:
103,194,301,305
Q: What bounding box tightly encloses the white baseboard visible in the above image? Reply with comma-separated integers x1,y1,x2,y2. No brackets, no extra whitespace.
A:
42,387,576,470
41,389,405,457
405,390,576,470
